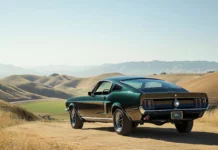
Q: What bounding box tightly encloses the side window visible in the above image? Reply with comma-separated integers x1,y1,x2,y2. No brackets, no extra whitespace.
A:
95,82,112,95
112,84,122,92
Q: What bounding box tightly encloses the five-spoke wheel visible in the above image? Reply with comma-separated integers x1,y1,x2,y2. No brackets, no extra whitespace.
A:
113,109,132,135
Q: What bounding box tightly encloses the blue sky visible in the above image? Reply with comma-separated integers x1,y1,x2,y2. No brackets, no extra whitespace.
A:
0,0,217,67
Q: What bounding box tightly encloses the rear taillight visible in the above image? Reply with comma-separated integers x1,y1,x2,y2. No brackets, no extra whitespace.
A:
194,98,207,108
143,99,155,109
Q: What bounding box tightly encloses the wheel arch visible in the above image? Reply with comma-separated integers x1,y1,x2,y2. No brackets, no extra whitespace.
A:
111,103,122,115
111,103,132,121
68,103,75,111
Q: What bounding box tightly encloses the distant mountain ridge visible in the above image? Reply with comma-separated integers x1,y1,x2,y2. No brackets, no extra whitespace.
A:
0,61,218,77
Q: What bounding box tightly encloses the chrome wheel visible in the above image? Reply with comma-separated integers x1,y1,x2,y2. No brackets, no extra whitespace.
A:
70,108,76,127
115,111,123,132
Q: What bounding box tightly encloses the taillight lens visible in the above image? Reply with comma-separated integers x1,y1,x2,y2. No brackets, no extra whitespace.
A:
194,98,207,108
143,100,155,109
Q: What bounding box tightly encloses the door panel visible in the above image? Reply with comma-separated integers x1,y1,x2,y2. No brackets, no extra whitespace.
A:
76,99,104,117
76,81,113,118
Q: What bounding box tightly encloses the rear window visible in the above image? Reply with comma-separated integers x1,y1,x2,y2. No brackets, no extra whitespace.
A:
121,79,187,93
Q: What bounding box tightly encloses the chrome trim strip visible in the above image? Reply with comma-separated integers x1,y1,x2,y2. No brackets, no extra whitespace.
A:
139,106,209,114
81,117,113,121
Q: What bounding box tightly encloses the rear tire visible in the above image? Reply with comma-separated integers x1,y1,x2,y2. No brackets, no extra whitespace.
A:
113,109,132,136
132,122,139,128
175,120,193,133
70,107,84,129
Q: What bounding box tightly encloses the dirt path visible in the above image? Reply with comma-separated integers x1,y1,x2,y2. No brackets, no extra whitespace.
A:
7,121,218,150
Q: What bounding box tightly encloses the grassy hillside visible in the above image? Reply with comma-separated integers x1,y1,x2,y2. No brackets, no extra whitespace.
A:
54,72,124,95
150,73,218,103
0,81,44,101
150,73,203,85
2,74,76,100
0,100,72,150
180,72,218,103
0,100,39,127
17,82,73,99
19,99,67,120
3,75,31,85
1,73,123,101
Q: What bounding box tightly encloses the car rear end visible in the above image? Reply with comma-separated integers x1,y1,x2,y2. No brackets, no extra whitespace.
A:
139,92,209,122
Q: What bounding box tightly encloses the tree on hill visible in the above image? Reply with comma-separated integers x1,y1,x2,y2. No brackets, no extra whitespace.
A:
207,70,215,73
160,72,167,75
50,73,59,77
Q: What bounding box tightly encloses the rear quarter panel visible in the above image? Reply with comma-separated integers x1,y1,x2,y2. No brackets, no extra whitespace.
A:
107,91,142,120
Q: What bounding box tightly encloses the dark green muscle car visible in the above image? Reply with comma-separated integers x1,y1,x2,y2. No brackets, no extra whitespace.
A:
65,76,208,135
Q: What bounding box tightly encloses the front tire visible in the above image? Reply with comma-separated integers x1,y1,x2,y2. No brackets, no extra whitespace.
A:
113,109,132,136
175,120,193,133
70,108,84,129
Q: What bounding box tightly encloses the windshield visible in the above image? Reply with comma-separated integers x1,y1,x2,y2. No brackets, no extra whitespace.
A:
121,79,188,93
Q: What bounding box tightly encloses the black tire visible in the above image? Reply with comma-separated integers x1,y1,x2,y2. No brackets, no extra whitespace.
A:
113,109,132,136
70,107,84,129
132,122,139,128
175,120,193,133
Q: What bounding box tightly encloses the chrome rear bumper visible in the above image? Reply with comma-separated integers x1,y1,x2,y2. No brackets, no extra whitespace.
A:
139,106,209,114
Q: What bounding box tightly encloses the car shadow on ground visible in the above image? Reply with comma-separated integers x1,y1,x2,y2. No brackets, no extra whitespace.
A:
84,126,218,146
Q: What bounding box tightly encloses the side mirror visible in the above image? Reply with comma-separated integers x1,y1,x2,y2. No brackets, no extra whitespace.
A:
103,89,110,95
88,92,92,96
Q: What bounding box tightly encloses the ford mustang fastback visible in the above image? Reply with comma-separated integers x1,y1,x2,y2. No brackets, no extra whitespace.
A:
65,76,208,135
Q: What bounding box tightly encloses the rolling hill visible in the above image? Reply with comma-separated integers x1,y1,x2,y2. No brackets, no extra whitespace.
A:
150,73,203,85
0,81,45,101
0,73,123,101
150,73,218,103
0,100,39,122
53,72,124,94
3,75,75,99
180,72,218,103
17,82,73,99
1,72,218,103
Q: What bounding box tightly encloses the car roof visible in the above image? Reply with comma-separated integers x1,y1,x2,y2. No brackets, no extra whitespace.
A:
104,76,161,82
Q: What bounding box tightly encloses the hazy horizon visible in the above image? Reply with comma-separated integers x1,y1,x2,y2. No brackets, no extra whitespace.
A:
0,0,218,67
1,60,218,69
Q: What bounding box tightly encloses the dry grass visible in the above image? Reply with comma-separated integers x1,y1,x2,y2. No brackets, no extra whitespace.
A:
180,72,218,103
0,111,25,128
0,100,39,126
0,100,74,150
198,109,218,125
150,73,203,85
0,130,76,150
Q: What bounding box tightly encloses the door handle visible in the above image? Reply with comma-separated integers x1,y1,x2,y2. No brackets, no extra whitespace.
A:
103,96,107,100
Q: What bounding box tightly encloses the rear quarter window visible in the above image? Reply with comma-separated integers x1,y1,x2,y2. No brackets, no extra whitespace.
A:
112,84,122,91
